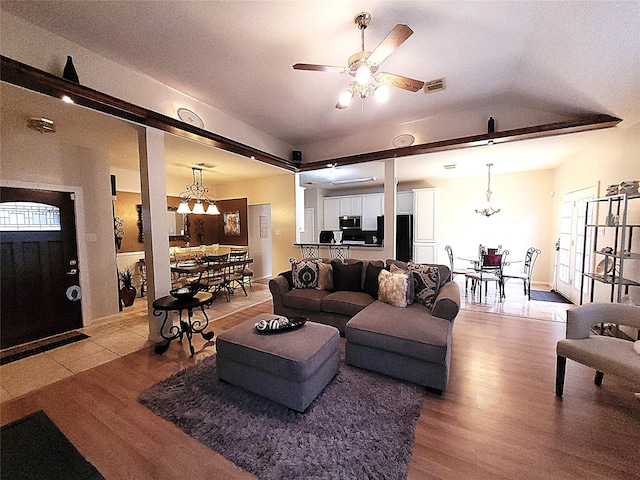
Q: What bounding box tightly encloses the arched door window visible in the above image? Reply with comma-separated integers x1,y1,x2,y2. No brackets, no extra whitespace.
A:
0,201,61,231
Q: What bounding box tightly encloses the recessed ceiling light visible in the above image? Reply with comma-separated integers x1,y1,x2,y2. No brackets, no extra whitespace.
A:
392,134,415,148
177,108,204,128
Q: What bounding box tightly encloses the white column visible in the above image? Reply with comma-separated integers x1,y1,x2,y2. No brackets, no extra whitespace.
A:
138,127,172,343
383,159,397,260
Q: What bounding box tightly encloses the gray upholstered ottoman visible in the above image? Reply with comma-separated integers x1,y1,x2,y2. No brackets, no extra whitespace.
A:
216,314,340,412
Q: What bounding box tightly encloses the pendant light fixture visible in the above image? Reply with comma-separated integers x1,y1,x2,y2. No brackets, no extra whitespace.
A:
475,163,501,217
177,167,220,215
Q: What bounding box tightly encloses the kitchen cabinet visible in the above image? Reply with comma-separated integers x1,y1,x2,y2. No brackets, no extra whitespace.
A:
361,193,384,230
413,188,440,263
324,193,381,230
339,196,362,216
323,197,340,231
397,191,413,215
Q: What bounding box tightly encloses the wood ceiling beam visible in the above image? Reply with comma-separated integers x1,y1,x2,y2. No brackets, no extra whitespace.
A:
0,55,297,172
2,56,621,174
298,114,622,171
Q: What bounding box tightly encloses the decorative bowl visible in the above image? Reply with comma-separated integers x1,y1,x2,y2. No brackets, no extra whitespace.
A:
169,285,199,300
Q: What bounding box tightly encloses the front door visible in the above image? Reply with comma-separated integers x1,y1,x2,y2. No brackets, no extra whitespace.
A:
0,187,82,349
556,187,596,304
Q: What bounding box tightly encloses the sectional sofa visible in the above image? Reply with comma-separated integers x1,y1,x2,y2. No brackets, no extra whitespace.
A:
268,258,461,392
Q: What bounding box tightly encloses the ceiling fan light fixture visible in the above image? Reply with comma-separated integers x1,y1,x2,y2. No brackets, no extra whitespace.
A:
355,64,371,85
337,88,355,109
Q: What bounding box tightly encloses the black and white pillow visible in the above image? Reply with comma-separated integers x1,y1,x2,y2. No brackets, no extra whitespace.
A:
290,259,319,289
407,263,440,309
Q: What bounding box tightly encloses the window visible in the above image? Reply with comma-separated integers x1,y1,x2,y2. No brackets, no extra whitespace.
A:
0,202,61,231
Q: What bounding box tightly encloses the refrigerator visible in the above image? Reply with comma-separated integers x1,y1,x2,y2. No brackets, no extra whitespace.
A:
396,215,413,262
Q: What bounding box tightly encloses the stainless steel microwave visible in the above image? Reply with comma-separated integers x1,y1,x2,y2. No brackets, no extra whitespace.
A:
339,216,361,230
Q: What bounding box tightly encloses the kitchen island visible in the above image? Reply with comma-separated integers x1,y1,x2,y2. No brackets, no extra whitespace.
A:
294,242,384,260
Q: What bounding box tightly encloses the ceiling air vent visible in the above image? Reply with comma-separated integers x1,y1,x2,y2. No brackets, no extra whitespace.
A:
424,78,445,93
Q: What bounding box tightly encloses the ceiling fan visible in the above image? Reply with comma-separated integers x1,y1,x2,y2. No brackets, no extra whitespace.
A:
293,12,425,109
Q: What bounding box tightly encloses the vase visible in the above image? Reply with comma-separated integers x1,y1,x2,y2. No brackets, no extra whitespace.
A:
63,55,79,84
488,116,495,133
119,286,137,307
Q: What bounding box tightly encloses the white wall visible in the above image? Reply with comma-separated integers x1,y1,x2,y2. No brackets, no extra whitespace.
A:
552,124,640,304
0,94,120,323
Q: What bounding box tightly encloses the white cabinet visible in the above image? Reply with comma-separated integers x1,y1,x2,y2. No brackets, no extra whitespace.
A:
397,191,413,215
361,193,384,230
323,197,340,230
324,194,381,230
414,243,437,263
337,196,362,216
413,188,440,263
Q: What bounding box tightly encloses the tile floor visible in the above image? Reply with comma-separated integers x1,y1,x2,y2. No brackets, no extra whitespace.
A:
0,283,273,404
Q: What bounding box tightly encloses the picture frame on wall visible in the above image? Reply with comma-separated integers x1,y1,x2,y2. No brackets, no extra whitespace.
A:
224,211,241,236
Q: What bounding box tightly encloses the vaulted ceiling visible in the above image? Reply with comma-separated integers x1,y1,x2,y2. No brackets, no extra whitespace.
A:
2,0,638,187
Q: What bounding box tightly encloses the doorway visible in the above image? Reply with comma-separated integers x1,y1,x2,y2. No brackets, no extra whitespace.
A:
556,186,597,304
0,187,83,349
247,204,272,280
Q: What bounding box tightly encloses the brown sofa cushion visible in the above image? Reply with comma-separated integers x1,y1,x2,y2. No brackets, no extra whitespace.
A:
321,291,375,317
290,259,319,289
282,288,330,312
346,301,451,364
332,261,363,292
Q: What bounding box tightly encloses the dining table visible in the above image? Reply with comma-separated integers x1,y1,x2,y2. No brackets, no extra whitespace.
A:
171,257,253,296
457,254,521,301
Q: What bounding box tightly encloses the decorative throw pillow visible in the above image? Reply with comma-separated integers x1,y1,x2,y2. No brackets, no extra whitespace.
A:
331,261,363,292
389,263,415,305
377,269,408,308
407,263,440,309
316,262,334,291
290,259,319,289
363,263,386,298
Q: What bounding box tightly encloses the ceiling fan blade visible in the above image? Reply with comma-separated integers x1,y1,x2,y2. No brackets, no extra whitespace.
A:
293,63,346,74
376,72,425,92
366,24,413,66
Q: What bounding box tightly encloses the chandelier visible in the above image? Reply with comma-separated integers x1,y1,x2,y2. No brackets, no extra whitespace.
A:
475,163,501,217
176,167,220,215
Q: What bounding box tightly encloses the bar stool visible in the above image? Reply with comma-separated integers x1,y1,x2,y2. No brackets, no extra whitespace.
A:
300,244,320,259
329,244,350,262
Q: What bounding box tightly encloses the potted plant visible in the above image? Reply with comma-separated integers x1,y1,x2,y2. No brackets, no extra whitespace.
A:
119,268,137,307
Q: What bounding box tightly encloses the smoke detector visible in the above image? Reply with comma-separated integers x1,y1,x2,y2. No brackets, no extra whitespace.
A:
28,117,55,133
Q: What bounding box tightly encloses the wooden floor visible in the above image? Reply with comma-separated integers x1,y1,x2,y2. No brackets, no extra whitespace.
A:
1,300,639,479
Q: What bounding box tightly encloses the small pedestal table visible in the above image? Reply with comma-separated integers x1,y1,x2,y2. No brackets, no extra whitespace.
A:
152,291,214,356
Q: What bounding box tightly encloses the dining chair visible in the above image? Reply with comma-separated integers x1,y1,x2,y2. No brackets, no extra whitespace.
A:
466,250,509,301
227,250,249,296
230,248,254,291
444,245,474,291
502,247,541,300
199,253,231,301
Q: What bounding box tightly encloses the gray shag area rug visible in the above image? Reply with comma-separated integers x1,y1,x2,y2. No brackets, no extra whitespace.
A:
139,348,425,479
